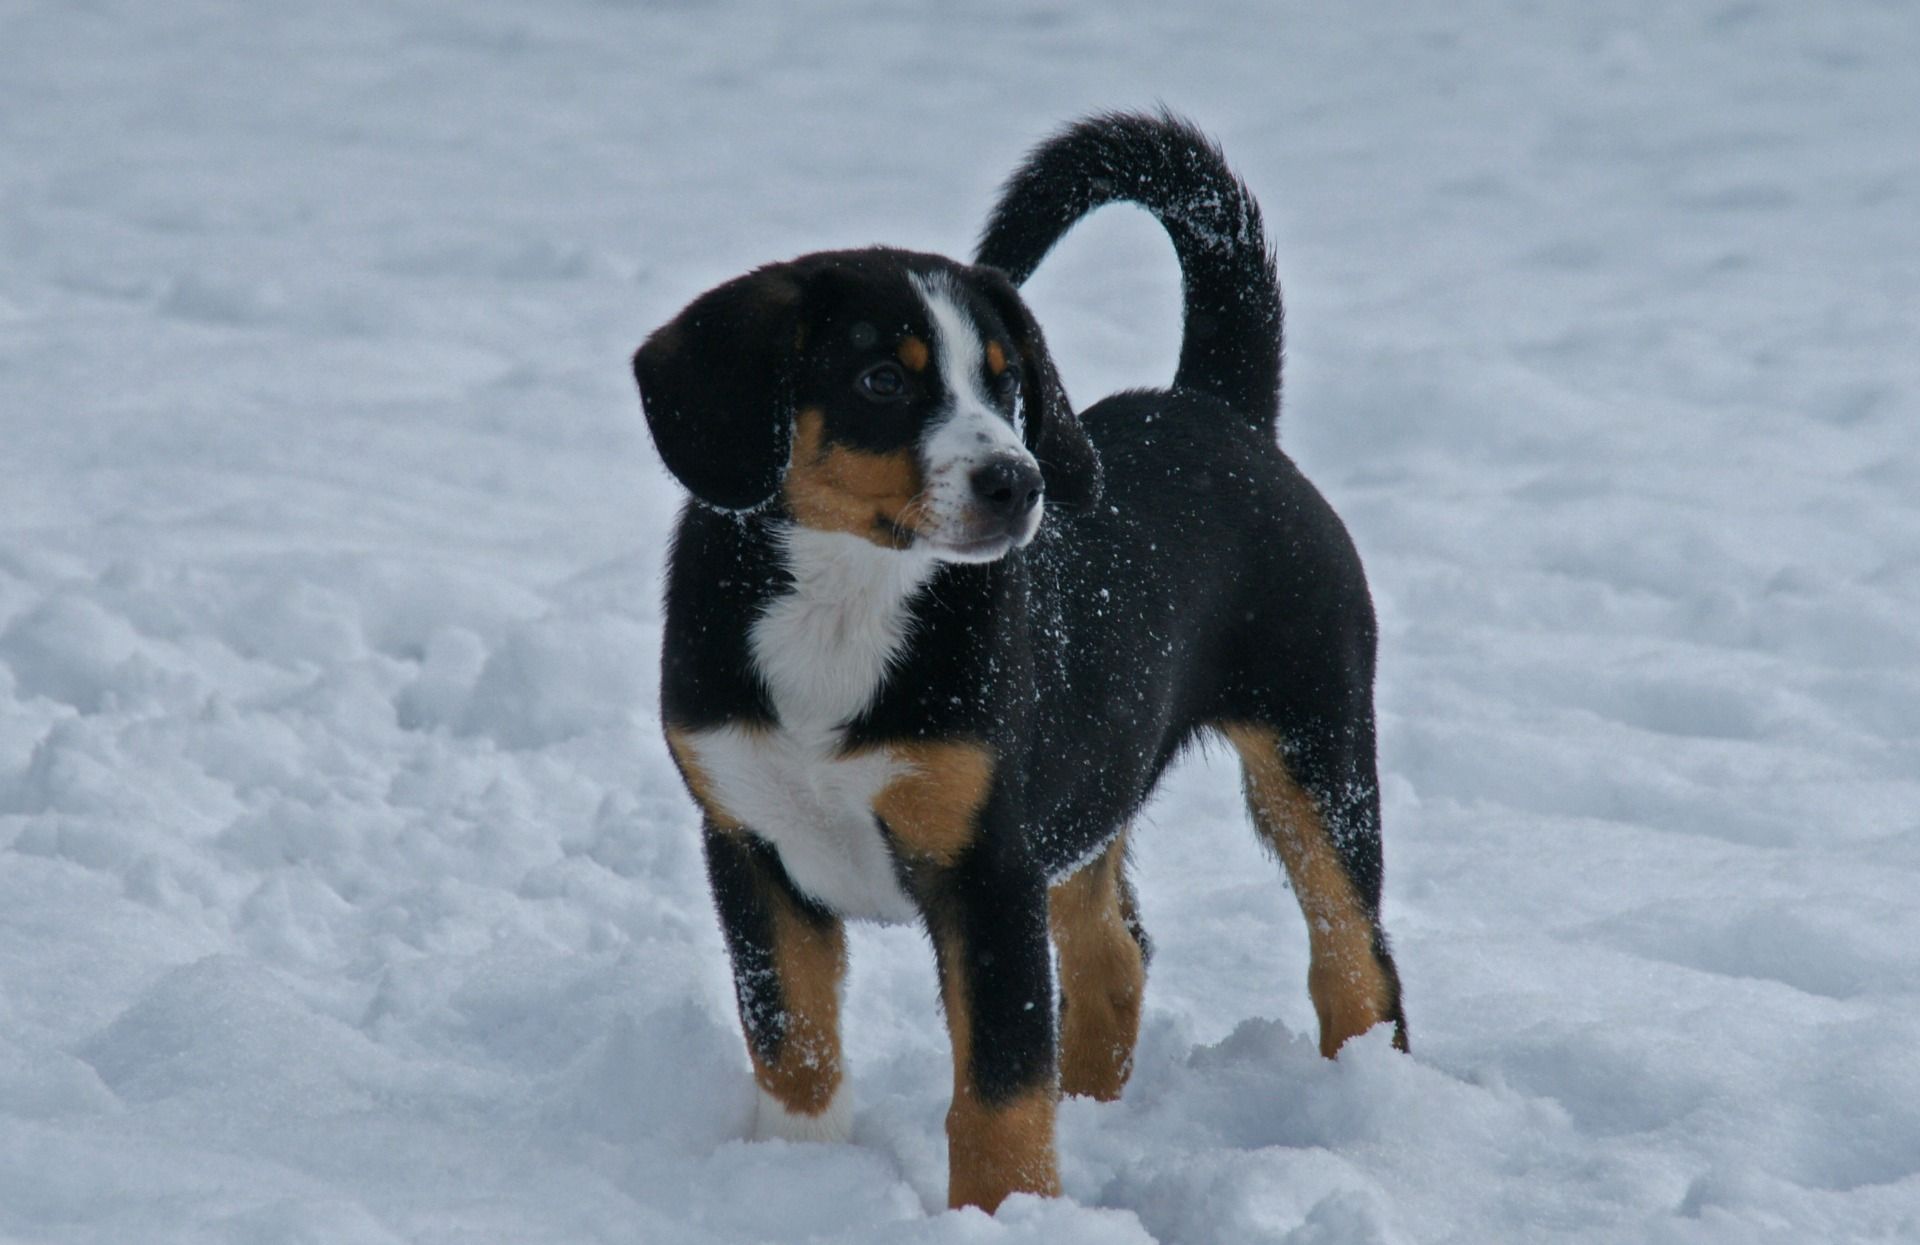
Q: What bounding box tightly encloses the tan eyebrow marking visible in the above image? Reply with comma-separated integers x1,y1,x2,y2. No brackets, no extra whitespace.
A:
898,336,930,372
984,341,1007,376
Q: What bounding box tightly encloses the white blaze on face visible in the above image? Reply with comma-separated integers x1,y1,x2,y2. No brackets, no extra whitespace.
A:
909,272,1043,559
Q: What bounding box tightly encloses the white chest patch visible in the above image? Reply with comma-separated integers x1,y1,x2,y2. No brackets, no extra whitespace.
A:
684,528,936,922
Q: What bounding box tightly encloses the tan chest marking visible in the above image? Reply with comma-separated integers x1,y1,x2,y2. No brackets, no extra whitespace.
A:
666,725,746,831
866,739,994,866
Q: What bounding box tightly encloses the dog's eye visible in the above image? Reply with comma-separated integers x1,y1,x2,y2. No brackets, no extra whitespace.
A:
993,366,1021,401
857,362,909,402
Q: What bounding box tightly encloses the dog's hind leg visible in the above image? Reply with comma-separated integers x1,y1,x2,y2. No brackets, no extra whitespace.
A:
702,825,851,1141
1218,723,1408,1057
1049,831,1148,1101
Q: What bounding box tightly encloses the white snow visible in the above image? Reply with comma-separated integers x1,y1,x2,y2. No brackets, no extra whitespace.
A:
3,1,1917,1241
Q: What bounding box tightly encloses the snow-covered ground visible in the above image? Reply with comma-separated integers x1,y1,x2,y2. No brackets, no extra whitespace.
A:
3,1,1917,1240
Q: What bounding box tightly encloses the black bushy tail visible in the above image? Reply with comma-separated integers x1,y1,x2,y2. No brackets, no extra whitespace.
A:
975,110,1283,428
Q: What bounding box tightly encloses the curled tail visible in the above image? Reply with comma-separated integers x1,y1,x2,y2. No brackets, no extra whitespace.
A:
975,110,1283,428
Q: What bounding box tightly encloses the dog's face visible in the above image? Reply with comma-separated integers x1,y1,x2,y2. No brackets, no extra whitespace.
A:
635,250,1100,561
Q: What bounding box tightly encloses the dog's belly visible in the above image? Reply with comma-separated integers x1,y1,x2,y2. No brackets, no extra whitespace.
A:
683,723,918,923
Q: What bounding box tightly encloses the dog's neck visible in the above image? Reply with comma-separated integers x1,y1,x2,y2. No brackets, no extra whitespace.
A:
748,523,941,739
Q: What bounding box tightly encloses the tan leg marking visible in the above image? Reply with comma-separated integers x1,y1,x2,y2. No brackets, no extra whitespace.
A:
1220,723,1398,1058
667,725,844,1114
784,407,928,548
935,930,1060,1212
866,738,1051,1206
752,896,847,1116
865,740,994,866
945,1087,1058,1212
1049,834,1145,1100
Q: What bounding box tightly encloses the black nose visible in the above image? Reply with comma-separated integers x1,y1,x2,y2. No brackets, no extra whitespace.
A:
970,457,1044,520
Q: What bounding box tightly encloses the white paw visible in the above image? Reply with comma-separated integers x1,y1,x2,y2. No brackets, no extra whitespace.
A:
752,1081,853,1143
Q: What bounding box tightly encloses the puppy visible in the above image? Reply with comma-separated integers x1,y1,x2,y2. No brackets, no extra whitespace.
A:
633,111,1406,1214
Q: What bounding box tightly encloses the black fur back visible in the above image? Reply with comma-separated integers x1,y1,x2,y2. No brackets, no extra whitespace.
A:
975,110,1284,427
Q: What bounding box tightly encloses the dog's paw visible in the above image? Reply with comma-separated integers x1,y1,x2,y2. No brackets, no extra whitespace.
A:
752,1081,853,1144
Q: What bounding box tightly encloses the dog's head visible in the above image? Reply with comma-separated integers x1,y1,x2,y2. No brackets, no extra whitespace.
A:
634,249,1100,562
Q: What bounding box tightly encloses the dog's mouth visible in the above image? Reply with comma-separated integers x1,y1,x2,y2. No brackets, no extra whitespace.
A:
921,506,1043,563
929,532,1018,562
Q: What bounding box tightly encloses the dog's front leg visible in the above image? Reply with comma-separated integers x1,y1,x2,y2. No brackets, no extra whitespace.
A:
702,823,851,1141
916,853,1060,1213
869,742,1060,1210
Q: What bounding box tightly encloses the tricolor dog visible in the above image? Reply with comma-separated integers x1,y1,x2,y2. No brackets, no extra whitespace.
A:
633,112,1407,1213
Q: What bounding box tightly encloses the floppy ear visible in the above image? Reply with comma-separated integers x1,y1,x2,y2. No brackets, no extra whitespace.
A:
970,266,1102,513
633,264,803,511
